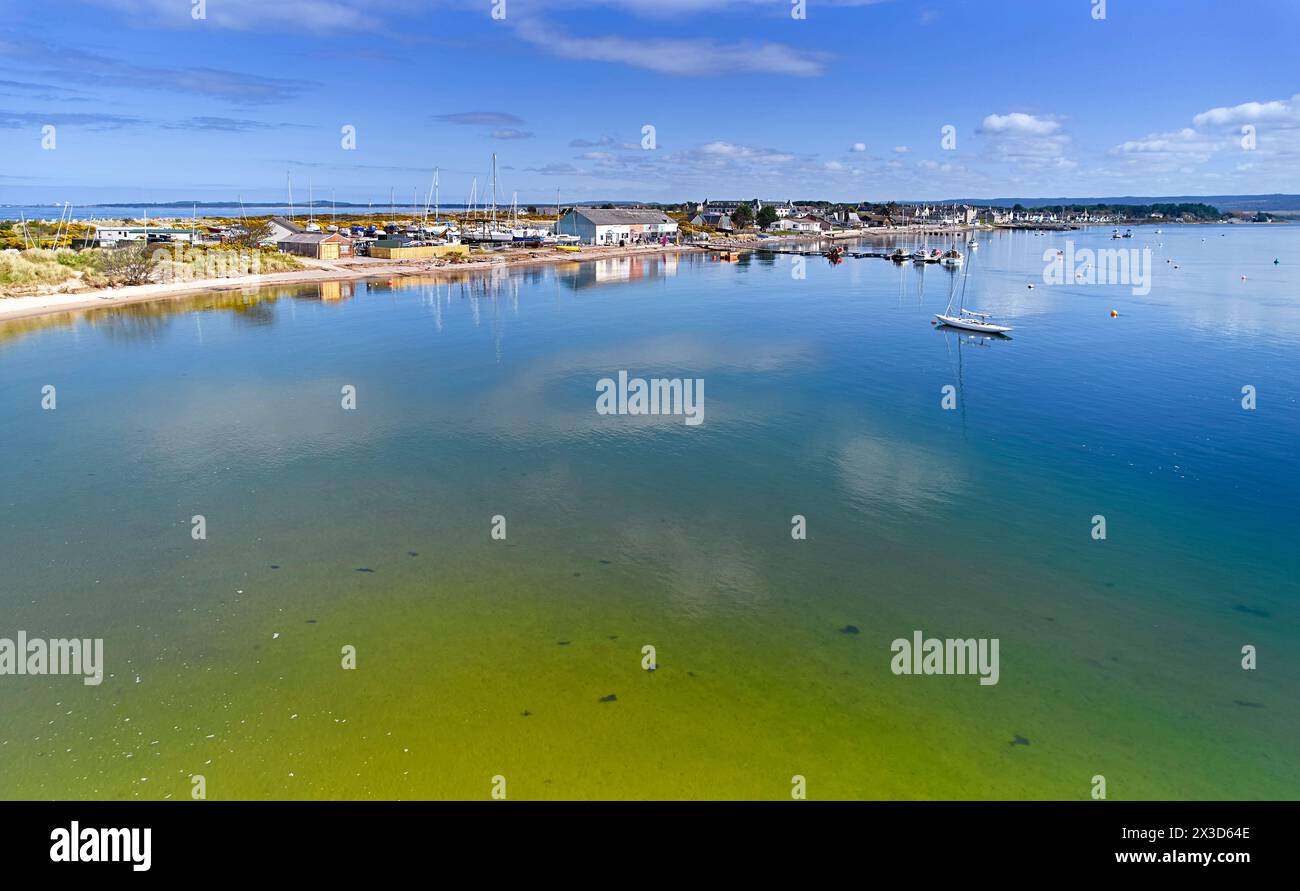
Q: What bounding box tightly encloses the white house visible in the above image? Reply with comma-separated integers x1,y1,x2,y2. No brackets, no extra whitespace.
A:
555,208,679,245
774,215,828,234
94,226,197,247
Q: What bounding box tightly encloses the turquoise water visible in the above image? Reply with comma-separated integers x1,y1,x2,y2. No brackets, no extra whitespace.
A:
1,225,1296,800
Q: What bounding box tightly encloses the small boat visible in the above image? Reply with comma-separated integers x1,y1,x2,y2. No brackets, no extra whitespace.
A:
934,250,1013,333
554,244,581,252
940,249,964,267
889,247,909,262
824,245,845,262
934,309,1013,334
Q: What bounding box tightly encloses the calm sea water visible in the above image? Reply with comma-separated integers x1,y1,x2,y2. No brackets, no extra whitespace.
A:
1,224,1296,800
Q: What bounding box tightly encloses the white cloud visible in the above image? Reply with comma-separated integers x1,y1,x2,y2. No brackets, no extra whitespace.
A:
980,112,1061,136
513,21,829,77
1109,93,1300,177
1111,127,1225,161
978,111,1071,166
90,0,371,32
851,142,867,152
1192,94,1300,128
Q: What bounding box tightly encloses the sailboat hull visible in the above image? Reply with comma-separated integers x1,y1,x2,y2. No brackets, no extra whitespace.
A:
934,314,1013,333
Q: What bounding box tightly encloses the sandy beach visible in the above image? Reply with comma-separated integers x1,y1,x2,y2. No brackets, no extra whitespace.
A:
0,241,720,324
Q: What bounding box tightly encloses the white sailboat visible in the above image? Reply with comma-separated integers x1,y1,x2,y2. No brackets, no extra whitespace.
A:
934,309,1012,334
934,251,1014,333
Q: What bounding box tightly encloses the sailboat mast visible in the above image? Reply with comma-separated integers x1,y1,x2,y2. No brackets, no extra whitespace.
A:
490,153,497,227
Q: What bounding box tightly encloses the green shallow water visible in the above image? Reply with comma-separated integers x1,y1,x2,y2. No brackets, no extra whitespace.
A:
1,227,1297,799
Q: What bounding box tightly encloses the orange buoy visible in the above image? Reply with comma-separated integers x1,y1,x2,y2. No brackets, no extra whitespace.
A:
1110,310,1119,318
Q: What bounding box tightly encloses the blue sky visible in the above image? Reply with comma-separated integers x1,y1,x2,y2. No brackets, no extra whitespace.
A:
2,0,1299,204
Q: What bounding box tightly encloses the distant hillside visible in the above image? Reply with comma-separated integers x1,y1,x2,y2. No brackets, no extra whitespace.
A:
934,194,1300,213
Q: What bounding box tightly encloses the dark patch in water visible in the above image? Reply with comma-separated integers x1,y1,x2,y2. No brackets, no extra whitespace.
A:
356,567,375,573
599,560,612,565
306,619,317,624
557,640,570,646
687,671,696,677
607,635,618,640
573,572,581,577
408,551,418,557
599,694,617,703
840,625,860,635
1009,735,1030,747
270,565,280,570
521,710,532,717
1233,604,1271,618
1233,700,1264,709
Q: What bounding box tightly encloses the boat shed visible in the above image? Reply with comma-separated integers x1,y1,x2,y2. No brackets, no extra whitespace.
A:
555,208,679,245
278,231,353,260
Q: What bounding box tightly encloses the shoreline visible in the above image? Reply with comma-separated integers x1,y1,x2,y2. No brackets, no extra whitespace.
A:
0,241,719,324
4,219,1207,325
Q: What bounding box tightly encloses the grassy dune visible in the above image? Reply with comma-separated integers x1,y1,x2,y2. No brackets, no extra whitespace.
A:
0,247,303,298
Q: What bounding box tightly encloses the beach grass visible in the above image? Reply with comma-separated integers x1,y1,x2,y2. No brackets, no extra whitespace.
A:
0,246,303,298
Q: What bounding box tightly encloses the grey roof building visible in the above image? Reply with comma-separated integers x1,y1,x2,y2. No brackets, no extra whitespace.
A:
555,208,679,244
